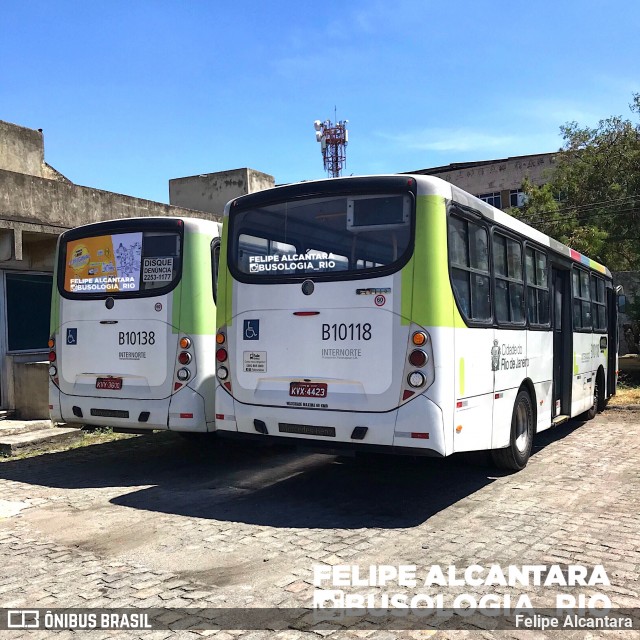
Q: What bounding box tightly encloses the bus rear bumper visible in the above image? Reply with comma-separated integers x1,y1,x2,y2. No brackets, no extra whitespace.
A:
55,387,209,432
215,385,446,456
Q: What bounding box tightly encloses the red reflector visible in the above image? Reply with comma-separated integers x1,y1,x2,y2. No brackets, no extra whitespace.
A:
402,389,415,401
293,311,320,316
216,348,228,362
49,404,53,410
174,382,183,391
411,432,429,439
215,413,224,420
456,401,463,408
223,381,231,392
180,413,193,419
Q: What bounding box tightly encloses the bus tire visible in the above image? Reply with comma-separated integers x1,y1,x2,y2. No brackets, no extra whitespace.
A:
580,370,604,420
596,369,607,412
491,389,534,472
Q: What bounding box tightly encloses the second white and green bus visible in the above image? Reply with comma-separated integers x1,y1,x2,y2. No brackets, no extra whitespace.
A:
214,175,617,470
49,216,221,435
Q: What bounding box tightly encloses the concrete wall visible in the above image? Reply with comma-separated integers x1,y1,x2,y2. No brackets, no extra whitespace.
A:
13,361,49,420
408,153,557,208
0,168,217,229
0,120,45,178
169,168,275,215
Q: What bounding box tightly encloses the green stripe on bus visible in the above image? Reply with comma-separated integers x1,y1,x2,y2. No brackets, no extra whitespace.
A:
50,258,60,334
407,195,466,328
217,220,233,328
173,231,216,335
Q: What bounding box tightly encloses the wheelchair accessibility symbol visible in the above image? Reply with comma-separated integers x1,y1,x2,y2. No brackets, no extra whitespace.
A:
243,319,260,340
66,328,78,345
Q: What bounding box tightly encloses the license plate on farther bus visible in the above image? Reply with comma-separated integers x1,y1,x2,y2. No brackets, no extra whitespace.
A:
96,377,123,390
289,382,327,398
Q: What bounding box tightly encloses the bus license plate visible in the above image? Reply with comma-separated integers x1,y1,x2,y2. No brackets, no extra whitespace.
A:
289,382,327,398
96,377,123,390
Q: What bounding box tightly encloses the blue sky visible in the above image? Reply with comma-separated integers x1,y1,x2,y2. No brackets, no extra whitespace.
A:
2,0,639,204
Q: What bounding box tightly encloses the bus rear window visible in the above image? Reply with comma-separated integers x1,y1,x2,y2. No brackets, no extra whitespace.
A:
230,194,412,279
62,230,181,294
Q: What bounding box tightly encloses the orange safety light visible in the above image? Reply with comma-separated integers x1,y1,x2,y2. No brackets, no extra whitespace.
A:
216,332,225,344
179,337,191,349
412,331,427,346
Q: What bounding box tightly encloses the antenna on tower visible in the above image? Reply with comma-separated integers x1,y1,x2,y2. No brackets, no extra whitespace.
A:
313,113,349,178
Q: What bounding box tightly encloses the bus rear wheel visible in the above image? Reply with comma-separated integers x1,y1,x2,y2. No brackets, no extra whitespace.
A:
580,370,603,421
492,389,534,472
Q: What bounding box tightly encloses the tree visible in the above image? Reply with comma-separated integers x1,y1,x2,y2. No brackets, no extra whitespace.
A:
509,94,640,270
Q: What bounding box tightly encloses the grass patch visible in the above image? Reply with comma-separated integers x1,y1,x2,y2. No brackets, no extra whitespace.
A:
609,370,640,406
0,428,138,461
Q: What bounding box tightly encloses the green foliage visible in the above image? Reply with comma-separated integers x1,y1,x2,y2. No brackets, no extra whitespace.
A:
509,94,640,270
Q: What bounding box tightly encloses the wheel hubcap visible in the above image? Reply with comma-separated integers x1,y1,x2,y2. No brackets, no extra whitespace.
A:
514,401,530,453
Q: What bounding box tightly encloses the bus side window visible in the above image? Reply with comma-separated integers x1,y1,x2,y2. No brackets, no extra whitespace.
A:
448,214,492,323
572,267,592,330
591,274,607,332
211,240,220,303
493,233,525,325
525,247,550,326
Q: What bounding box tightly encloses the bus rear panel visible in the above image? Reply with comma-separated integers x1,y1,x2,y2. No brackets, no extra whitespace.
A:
49,217,219,432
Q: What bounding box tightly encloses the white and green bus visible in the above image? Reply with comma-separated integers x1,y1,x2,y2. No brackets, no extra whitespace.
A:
214,175,617,470
49,216,221,434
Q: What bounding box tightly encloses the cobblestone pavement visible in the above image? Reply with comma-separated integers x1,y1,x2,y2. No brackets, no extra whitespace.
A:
0,408,639,639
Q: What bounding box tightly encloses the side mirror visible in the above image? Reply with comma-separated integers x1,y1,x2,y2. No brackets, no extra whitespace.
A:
617,294,626,312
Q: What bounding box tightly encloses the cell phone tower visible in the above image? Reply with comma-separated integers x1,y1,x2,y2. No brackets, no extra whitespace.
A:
313,113,349,178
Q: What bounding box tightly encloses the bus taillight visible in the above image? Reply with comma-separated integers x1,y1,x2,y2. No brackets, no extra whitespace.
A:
217,366,228,380
173,335,194,392
412,331,427,346
48,351,56,362
408,350,428,368
216,348,228,362
407,371,426,388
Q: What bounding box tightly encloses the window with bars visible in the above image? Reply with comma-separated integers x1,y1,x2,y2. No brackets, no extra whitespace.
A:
509,189,528,208
478,192,502,208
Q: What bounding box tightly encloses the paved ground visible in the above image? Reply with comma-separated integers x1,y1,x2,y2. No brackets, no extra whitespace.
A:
0,408,639,639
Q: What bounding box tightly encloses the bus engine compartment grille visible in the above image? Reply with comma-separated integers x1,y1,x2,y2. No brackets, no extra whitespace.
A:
278,423,335,437
90,408,130,419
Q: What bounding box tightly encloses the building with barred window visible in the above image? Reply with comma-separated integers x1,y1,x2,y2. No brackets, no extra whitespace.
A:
404,152,556,210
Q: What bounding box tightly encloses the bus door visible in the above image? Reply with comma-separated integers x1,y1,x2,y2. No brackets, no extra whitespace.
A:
606,287,618,396
552,267,572,418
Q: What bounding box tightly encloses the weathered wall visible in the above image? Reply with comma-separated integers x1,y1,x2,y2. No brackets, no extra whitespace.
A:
13,361,49,420
0,168,217,229
409,153,557,206
0,120,45,178
169,168,275,214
